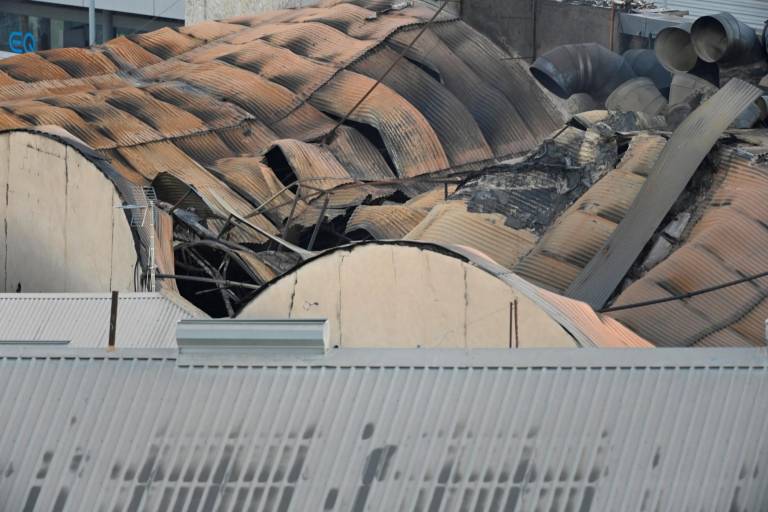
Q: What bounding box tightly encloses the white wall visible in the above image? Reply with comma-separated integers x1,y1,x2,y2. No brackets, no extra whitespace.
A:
0,132,137,292
239,244,576,348
185,0,317,23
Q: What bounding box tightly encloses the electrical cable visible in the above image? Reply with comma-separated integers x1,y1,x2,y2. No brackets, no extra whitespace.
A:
322,0,451,144
598,270,768,313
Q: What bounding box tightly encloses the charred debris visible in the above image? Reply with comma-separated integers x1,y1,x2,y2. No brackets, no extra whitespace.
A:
167,15,768,319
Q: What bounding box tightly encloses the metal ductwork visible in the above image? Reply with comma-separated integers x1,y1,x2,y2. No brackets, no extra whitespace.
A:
622,49,672,96
691,13,764,65
606,77,668,116
530,43,636,101
668,73,719,108
655,23,698,73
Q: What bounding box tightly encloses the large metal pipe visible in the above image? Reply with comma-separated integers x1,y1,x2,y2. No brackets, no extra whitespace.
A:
668,73,719,108
622,49,672,95
530,43,636,101
691,13,764,65
655,23,698,73
606,77,668,116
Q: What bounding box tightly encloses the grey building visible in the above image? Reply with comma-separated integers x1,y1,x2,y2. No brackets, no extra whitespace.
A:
0,0,184,53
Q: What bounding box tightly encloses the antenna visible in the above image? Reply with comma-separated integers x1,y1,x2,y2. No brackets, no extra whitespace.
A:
117,186,158,292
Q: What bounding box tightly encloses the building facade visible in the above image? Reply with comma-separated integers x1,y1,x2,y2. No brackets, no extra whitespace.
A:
0,0,183,53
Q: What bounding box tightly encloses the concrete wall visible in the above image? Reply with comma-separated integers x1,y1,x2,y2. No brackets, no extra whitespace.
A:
239,244,577,348
462,0,619,59
0,132,137,292
185,0,461,23
29,0,185,20
186,0,316,23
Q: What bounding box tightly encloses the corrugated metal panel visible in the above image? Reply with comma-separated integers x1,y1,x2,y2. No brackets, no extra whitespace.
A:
0,292,202,348
405,201,539,269
609,148,768,347
0,346,766,512
662,0,768,29
567,79,764,308
351,46,494,167
0,1,565,295
346,205,428,239
516,134,666,293
311,70,451,177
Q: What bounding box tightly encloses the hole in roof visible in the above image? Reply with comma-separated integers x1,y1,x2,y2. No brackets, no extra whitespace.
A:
263,145,299,192
173,243,262,318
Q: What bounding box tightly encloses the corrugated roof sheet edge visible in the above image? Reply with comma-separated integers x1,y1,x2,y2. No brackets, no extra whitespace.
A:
1,346,766,367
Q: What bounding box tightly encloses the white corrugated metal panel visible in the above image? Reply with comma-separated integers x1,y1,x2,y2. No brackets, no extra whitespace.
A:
0,292,203,348
662,0,768,29
0,347,766,512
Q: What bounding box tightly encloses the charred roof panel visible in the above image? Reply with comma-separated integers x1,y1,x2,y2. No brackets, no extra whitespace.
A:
516,134,667,293
347,205,428,239
352,47,494,167
38,47,119,78
311,70,450,177
0,1,565,300
129,26,204,60
609,149,768,347
405,201,538,269
102,36,164,70
389,29,539,157
0,52,71,81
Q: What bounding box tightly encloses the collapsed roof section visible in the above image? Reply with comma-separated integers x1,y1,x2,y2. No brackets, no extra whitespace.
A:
0,0,562,226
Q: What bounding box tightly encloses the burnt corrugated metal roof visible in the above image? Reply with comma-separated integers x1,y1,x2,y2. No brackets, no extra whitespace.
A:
0,292,203,348
515,133,667,293
0,346,766,512
0,0,562,294
609,148,768,347
567,79,764,308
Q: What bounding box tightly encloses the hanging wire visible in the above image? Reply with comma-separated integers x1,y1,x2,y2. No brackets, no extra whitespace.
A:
598,271,768,313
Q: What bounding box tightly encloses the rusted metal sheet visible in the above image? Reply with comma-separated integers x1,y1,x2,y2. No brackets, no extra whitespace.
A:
129,26,203,60
102,36,163,70
0,70,17,86
311,70,450,177
326,126,395,181
404,184,458,210
609,148,768,347
38,47,119,78
404,201,538,269
516,134,667,293
0,52,71,81
433,21,563,143
346,205,427,239
389,29,540,157
567,79,764,308
351,47,494,167
210,156,320,227
0,1,565,302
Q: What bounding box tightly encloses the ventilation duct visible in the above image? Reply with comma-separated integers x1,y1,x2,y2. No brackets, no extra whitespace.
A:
655,23,698,73
606,78,668,116
622,49,672,95
530,43,636,101
668,73,719,108
691,13,764,65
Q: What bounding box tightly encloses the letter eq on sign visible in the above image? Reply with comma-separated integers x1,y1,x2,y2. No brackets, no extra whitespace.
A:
8,32,36,54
